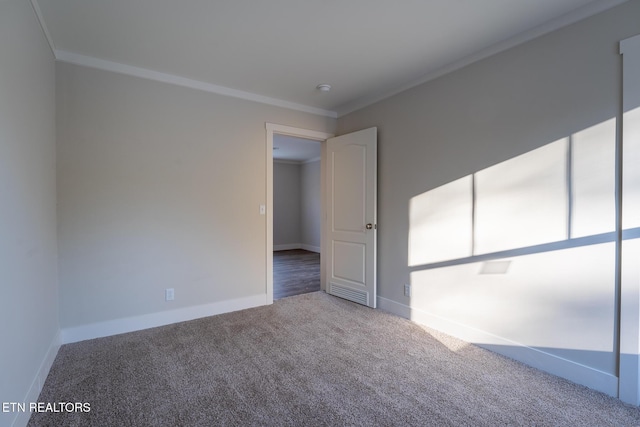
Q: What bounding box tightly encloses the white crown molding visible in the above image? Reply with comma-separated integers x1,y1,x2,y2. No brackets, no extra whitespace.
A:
266,123,334,140
54,50,338,119
35,0,625,120
273,156,321,165
30,0,56,56
302,156,321,164
336,0,629,117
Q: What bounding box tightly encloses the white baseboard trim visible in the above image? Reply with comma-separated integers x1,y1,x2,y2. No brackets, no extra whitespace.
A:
274,243,321,253
61,294,267,344
274,244,301,251
377,296,619,398
12,330,61,427
301,244,321,253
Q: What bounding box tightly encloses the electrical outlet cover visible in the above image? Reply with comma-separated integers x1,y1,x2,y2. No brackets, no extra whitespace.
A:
404,283,411,297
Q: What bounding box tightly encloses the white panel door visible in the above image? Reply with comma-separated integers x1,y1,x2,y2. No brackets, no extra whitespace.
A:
326,127,377,307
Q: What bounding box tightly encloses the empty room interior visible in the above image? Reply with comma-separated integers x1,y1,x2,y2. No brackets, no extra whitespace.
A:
3,0,640,425
272,134,322,300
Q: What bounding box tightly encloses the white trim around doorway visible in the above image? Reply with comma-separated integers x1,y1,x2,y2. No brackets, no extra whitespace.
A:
265,124,334,304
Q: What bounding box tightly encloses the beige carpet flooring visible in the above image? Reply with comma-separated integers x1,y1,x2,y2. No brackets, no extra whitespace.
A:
29,291,640,426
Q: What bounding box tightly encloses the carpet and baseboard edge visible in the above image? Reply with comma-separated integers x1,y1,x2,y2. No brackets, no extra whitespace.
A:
60,293,267,344
377,295,618,398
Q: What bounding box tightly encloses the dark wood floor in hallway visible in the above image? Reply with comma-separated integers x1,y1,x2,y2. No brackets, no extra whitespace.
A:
273,249,320,300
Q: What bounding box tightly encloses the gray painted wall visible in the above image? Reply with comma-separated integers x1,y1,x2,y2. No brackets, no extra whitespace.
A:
0,0,59,420
339,0,639,308
273,159,321,250
56,62,335,329
274,162,302,246
337,1,640,396
4,0,637,412
301,160,321,250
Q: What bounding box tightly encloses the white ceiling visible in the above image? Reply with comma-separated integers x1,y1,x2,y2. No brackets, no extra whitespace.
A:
273,135,321,163
34,0,625,117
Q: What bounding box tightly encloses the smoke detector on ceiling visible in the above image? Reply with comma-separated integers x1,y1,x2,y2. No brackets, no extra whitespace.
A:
316,84,331,92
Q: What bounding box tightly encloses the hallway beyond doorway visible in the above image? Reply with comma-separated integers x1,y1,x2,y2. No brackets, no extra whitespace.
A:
273,250,320,300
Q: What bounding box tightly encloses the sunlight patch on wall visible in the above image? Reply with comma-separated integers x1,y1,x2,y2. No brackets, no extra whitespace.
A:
408,117,617,267
475,139,568,254
408,176,472,265
623,107,640,230
572,118,616,237
410,242,617,374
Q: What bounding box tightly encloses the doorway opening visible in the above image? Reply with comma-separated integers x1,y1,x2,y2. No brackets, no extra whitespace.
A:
265,124,334,304
273,135,322,299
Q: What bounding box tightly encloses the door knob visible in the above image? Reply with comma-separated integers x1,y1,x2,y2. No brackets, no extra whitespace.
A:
366,223,373,230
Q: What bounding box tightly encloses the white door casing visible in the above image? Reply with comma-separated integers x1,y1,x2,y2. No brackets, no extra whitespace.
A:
326,127,377,307
265,123,334,305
